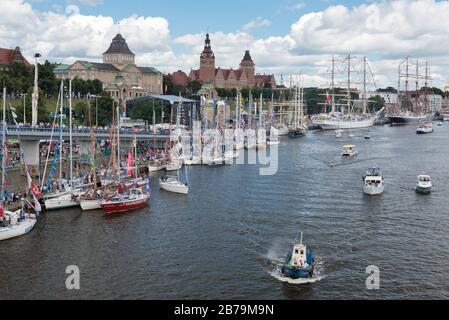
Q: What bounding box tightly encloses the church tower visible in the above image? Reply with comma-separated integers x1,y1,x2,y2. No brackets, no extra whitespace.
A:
199,33,216,84
240,50,255,87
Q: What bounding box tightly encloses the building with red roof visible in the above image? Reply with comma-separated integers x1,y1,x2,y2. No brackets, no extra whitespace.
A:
0,47,32,72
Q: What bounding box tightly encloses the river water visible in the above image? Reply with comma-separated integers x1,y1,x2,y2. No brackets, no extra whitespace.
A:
1,124,449,300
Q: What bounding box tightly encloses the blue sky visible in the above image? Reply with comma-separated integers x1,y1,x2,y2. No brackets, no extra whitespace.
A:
31,0,365,38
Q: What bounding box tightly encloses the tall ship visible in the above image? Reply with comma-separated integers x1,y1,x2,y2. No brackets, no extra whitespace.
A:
312,55,383,130
388,57,433,125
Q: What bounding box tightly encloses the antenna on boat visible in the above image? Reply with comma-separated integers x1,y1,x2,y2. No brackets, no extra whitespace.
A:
300,232,303,245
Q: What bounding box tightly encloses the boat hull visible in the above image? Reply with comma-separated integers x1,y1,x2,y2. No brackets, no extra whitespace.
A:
314,117,375,130
363,185,384,195
159,180,189,195
281,265,313,279
101,195,150,214
0,218,36,241
389,115,431,125
44,196,79,210
288,130,307,138
80,199,102,211
416,186,431,194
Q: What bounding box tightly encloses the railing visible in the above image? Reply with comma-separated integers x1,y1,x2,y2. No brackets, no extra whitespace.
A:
6,126,168,137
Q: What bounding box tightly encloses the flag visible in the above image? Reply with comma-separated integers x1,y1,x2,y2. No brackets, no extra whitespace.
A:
126,150,133,176
27,168,43,198
325,91,331,105
33,194,41,217
0,202,4,218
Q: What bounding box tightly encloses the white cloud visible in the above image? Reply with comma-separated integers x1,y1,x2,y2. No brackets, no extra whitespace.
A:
286,2,306,11
242,17,272,31
4,0,449,88
77,0,104,6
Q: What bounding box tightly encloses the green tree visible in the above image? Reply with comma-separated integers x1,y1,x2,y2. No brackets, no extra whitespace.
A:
187,80,201,93
129,99,165,124
368,95,385,111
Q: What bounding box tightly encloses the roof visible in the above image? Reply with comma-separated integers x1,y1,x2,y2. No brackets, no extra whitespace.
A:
0,47,32,68
138,66,160,74
53,64,70,73
103,33,135,56
74,61,119,71
171,70,190,86
242,50,253,62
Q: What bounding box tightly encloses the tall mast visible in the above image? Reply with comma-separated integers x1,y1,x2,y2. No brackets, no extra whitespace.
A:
424,60,429,113
347,54,351,115
259,92,263,129
331,55,335,114
363,56,367,114
415,58,419,113
397,60,402,111
59,81,63,184
1,87,6,204
117,103,121,182
405,56,409,111
69,79,73,186
88,100,96,192
248,90,252,129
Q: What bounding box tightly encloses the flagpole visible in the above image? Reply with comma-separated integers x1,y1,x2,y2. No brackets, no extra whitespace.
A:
69,79,73,187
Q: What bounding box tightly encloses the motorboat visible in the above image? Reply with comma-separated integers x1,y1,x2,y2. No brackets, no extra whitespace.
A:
281,232,314,279
416,123,433,134
0,210,37,241
363,167,384,195
101,188,150,214
416,175,432,194
341,145,358,157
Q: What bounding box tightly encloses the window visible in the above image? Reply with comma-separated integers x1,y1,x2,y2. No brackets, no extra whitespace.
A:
295,249,299,254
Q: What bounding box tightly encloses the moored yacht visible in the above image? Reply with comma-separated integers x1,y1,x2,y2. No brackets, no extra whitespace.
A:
416,123,433,134
416,175,432,194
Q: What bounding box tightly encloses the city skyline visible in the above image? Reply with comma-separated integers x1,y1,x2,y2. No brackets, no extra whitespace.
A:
2,0,449,88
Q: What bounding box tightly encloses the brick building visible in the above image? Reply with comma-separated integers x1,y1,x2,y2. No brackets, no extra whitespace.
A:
173,34,276,90
0,47,31,72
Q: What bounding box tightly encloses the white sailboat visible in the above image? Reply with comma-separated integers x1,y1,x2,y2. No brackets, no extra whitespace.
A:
159,165,189,195
1,87,37,241
313,55,383,130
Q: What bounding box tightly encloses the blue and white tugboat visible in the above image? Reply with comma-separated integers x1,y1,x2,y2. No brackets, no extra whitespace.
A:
281,232,314,279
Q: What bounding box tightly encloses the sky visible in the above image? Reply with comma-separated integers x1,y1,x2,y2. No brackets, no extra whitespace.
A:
2,0,449,89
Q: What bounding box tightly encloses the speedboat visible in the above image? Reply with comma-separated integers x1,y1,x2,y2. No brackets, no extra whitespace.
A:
364,133,371,139
437,122,443,126
416,175,432,194
0,210,37,241
416,123,433,134
101,188,150,214
281,232,314,279
342,145,358,157
363,167,384,195
159,176,189,195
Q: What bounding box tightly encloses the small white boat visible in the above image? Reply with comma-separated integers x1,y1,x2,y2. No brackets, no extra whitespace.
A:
437,122,443,126
416,123,433,134
267,140,280,146
148,160,164,172
276,124,290,136
165,161,182,172
363,167,384,195
159,177,189,194
335,129,343,138
416,175,432,194
364,131,371,139
0,211,37,241
341,145,358,157
44,193,80,210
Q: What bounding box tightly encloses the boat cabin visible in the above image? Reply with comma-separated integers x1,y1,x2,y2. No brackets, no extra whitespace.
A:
291,243,309,268
342,145,357,156
417,175,431,183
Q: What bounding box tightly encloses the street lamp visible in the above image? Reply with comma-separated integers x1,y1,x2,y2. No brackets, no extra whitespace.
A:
21,93,27,124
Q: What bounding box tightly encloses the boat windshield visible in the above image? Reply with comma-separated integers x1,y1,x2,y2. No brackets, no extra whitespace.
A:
367,167,381,176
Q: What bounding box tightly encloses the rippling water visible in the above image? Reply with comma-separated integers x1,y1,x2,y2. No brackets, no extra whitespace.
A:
1,124,449,300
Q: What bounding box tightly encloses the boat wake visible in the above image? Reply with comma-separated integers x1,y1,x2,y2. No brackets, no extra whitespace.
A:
270,266,324,284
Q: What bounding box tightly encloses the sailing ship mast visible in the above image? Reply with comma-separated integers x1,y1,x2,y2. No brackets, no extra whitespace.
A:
1,87,6,204
69,79,73,186
59,81,63,185
87,100,96,192
116,103,121,182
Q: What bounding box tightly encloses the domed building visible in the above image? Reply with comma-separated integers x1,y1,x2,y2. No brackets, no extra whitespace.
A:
55,33,163,109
